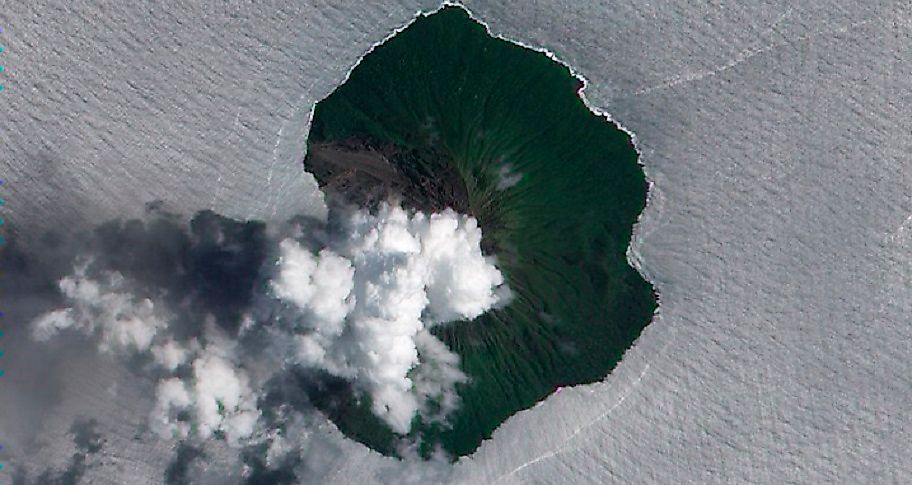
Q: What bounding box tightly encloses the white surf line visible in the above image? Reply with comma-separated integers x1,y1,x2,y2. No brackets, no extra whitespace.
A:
265,96,302,218
267,78,319,219
634,14,872,97
264,121,283,215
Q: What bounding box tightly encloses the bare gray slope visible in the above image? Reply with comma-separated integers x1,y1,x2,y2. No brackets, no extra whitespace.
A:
1,1,910,483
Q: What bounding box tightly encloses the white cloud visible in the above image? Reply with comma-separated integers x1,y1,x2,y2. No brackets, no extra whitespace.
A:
191,349,260,445
29,263,168,354
271,242,354,338
31,308,76,342
412,330,469,423
151,378,194,440
273,203,508,433
31,262,261,447
151,346,260,446
151,338,196,371
412,210,507,322
30,202,505,445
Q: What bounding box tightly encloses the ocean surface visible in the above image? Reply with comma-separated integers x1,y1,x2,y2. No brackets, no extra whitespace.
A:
1,0,910,483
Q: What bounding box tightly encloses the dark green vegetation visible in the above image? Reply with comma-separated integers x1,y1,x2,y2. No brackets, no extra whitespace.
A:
304,6,656,458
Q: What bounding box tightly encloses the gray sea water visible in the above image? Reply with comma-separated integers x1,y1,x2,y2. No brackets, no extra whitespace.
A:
1,0,910,483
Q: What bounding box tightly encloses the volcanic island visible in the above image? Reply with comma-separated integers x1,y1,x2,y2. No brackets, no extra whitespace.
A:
302,5,657,458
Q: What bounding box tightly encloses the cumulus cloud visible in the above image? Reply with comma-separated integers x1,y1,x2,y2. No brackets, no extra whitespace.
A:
30,262,168,354
271,242,354,341
151,338,197,372
29,257,262,447
412,330,469,423
151,346,260,446
27,202,507,455
272,203,508,433
152,377,195,440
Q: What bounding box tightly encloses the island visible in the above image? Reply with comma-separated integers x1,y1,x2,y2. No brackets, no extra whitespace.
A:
302,5,657,458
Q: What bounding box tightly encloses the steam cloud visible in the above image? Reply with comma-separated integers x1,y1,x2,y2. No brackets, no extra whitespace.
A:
30,265,262,445
272,203,509,433
151,345,260,446
31,263,168,354
29,202,509,450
